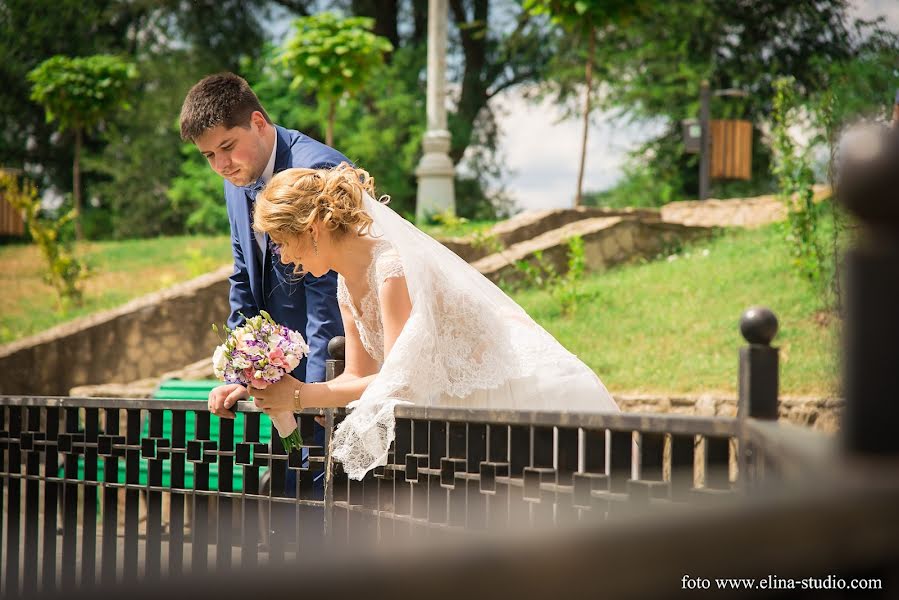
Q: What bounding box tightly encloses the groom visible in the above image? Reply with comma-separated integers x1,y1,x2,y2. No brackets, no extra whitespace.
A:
179,72,348,496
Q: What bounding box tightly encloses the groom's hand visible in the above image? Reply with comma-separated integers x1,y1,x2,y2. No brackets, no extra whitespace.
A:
208,383,248,419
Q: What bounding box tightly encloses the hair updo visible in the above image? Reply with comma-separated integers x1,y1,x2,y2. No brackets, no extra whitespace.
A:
252,162,377,242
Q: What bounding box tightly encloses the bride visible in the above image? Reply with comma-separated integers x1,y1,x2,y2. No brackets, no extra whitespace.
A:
240,162,618,479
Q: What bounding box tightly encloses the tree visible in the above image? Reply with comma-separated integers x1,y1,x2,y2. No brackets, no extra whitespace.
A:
28,54,137,240
280,12,393,147
524,0,646,206
576,0,899,204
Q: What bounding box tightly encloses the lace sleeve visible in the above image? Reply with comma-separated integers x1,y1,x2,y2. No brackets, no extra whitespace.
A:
336,275,352,308
374,248,405,285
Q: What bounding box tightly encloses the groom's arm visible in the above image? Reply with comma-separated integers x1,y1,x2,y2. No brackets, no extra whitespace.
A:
303,270,344,383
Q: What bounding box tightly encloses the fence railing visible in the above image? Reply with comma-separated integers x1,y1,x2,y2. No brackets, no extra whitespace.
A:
0,305,843,597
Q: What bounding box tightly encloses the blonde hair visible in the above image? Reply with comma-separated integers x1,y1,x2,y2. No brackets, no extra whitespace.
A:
253,162,377,242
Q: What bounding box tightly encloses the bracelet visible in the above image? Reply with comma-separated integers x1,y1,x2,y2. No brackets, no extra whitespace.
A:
293,382,304,411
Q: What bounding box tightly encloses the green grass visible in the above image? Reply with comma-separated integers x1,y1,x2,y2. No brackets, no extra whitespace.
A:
509,223,839,396
0,235,231,344
416,219,498,239
3,222,838,397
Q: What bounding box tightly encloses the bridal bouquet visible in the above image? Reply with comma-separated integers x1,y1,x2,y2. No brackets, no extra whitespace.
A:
212,311,308,453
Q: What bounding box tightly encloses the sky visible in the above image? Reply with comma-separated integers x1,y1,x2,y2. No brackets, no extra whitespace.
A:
492,0,899,212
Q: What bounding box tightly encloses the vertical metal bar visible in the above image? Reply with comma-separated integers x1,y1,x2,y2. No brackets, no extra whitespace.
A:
267,418,286,564
22,407,40,597
100,408,120,586
669,434,695,502
42,406,60,593
240,411,260,569
217,416,234,570
145,409,164,579
192,410,211,575
738,307,780,420
169,410,187,577
608,430,632,494
5,406,22,597
81,407,100,586
699,80,711,200
122,409,141,583
61,407,79,589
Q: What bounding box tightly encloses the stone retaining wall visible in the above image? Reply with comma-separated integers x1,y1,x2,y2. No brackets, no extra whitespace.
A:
472,216,712,285
0,266,233,396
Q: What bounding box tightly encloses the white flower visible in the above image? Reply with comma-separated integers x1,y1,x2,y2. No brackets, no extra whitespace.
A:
262,365,282,381
212,345,227,378
702,248,710,257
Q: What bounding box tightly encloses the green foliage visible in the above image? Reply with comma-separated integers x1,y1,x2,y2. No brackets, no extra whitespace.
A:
28,55,137,133
771,77,827,298
560,0,898,202
280,12,393,144
167,144,229,235
523,0,643,38
508,236,588,316
242,42,426,216
0,172,86,307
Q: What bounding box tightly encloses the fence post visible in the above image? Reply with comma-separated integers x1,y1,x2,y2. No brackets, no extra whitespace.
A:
837,122,899,457
738,306,779,420
322,336,345,542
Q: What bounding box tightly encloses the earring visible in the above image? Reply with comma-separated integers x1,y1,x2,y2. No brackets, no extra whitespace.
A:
312,237,319,255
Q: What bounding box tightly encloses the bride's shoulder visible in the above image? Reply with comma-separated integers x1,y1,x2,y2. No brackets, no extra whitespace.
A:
373,240,404,282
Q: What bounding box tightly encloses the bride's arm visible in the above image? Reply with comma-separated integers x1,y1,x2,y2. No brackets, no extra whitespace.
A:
301,275,412,408
254,278,412,411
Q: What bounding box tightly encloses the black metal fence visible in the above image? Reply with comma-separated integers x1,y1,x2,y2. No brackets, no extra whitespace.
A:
0,307,832,597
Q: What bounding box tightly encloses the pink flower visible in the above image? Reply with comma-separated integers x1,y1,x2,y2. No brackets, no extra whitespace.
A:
250,377,269,389
268,347,287,368
242,367,269,388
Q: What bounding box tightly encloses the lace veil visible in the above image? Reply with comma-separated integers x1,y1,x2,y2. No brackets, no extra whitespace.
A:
330,193,619,479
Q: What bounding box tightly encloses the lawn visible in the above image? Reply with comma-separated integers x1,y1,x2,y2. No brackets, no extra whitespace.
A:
0,235,231,344
509,222,839,397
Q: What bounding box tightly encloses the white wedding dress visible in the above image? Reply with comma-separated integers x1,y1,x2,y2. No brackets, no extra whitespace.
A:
330,194,619,479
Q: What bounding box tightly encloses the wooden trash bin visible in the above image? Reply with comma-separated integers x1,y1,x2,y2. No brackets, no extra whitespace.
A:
710,119,753,180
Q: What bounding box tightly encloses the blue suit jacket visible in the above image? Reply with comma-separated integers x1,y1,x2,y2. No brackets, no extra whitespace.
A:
224,125,348,383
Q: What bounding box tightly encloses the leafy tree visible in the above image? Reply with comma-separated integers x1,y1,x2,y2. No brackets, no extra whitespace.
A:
557,0,898,205
280,12,393,147
524,0,646,206
28,54,137,240
0,172,86,307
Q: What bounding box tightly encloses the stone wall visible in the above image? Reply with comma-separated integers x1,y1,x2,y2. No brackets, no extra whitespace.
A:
472,216,712,285
615,393,842,433
0,266,233,396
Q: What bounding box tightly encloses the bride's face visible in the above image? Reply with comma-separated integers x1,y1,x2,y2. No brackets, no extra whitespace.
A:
274,229,330,278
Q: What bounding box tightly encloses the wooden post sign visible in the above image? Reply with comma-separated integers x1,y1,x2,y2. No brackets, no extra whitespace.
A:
710,119,753,180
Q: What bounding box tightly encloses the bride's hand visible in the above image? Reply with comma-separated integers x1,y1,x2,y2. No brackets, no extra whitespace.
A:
249,374,301,414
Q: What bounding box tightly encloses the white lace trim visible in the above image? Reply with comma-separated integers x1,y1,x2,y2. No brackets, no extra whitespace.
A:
336,240,405,364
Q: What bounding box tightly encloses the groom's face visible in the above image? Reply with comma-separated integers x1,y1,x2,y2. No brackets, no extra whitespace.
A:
195,112,270,187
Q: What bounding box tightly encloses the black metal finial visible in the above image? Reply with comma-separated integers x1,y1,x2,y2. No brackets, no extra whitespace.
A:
740,307,778,345
327,336,346,360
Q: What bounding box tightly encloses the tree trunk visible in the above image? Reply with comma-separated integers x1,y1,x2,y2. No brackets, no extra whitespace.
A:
326,100,335,148
73,126,83,241
351,0,400,51
575,27,595,208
